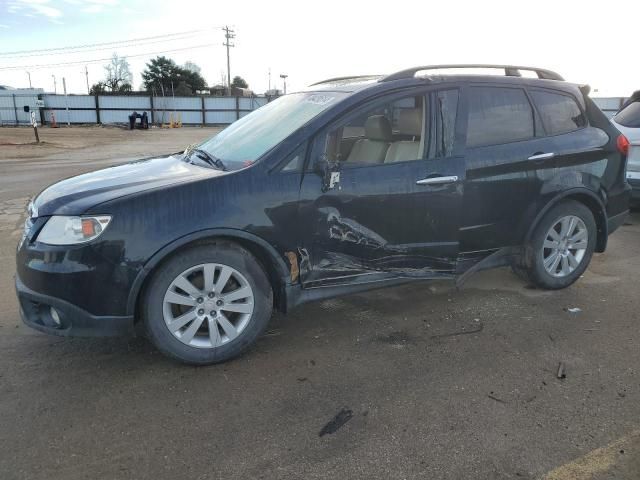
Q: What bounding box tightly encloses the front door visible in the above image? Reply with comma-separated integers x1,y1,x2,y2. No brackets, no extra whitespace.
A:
297,88,465,287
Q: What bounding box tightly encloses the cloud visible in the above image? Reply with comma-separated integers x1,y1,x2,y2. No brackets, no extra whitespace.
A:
82,4,104,13
0,24,9,28
7,0,63,19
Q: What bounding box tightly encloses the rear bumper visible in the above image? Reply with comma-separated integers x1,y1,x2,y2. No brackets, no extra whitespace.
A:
15,275,135,337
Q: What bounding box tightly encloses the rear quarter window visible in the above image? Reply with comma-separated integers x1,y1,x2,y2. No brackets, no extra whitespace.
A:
466,87,534,148
530,90,586,135
614,102,640,128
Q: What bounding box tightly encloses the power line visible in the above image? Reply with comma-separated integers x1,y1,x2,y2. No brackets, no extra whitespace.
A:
0,43,217,71
0,28,218,57
0,32,207,60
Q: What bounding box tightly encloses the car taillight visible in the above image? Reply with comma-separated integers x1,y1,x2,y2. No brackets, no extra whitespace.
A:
617,134,630,156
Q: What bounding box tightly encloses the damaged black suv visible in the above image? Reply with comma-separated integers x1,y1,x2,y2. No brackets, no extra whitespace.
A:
16,64,631,364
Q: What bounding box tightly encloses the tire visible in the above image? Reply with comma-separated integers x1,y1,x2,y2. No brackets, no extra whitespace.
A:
143,242,273,365
521,200,596,290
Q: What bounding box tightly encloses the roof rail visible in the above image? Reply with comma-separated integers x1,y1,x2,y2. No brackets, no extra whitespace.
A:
380,64,564,82
309,75,381,86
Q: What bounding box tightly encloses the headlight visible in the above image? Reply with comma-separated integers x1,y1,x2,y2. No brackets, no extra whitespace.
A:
37,215,112,245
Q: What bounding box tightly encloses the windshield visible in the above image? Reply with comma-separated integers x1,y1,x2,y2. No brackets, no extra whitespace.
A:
196,92,347,170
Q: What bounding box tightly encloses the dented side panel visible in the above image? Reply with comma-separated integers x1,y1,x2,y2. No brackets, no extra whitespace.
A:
297,157,465,287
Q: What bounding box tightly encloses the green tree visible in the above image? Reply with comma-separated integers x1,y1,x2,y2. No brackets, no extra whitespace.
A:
231,76,248,89
89,82,107,95
142,56,207,95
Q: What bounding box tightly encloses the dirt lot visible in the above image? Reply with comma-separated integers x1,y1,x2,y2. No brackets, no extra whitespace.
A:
0,126,639,480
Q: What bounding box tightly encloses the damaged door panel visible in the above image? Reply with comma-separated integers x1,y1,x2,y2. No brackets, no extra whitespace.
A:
297,89,465,288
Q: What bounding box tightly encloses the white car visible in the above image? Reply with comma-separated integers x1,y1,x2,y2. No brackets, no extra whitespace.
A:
611,91,640,207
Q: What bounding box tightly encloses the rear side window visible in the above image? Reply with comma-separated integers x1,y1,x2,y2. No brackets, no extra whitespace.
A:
614,102,640,128
530,90,587,135
466,87,534,148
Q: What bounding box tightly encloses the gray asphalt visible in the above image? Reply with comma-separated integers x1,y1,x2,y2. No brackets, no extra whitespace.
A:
0,127,638,480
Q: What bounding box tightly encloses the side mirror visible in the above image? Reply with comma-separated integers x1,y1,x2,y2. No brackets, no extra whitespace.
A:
313,153,328,175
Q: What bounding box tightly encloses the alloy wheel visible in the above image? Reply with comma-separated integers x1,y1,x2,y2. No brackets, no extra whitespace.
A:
162,263,254,348
542,215,588,278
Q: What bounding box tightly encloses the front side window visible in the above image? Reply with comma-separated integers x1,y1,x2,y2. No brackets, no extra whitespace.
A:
530,90,586,135
466,87,534,148
317,94,426,166
196,92,346,170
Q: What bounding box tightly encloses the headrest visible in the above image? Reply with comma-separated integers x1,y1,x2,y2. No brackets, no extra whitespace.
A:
364,115,392,142
397,109,422,137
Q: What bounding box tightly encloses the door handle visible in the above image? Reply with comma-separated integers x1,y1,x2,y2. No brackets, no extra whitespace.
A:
528,152,555,161
416,175,459,186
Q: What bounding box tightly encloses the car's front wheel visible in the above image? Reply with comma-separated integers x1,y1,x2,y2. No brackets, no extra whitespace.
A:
143,242,273,365
521,200,596,289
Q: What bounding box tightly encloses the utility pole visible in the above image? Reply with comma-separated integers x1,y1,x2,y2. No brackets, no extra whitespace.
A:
268,68,271,93
26,71,32,88
62,77,70,126
84,66,90,94
280,74,288,95
52,74,57,94
222,26,235,95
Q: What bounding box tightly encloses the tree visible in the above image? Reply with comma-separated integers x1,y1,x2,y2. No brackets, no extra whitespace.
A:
89,82,107,95
231,76,248,89
183,61,201,75
142,56,207,95
104,53,132,92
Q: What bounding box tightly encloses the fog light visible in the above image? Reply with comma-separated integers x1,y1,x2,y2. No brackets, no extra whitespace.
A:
50,307,61,327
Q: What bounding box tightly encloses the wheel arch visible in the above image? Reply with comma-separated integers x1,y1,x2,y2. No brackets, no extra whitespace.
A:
525,188,608,253
127,229,292,321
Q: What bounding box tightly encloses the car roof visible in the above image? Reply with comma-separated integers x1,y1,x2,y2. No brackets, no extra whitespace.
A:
302,65,579,95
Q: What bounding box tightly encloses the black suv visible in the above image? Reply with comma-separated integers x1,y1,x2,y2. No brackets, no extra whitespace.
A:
16,65,631,365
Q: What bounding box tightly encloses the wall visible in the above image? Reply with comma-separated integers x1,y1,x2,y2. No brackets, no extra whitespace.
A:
0,92,627,126
0,93,270,126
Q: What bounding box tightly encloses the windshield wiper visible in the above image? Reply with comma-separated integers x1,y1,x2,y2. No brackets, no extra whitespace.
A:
186,148,227,171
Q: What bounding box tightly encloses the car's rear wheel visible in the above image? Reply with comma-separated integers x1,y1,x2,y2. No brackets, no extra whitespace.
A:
521,200,596,289
143,242,273,365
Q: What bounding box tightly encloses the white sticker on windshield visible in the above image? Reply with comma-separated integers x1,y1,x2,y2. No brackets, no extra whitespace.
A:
304,94,335,106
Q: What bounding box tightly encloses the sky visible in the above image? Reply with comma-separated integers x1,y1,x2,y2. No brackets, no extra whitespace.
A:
0,0,638,97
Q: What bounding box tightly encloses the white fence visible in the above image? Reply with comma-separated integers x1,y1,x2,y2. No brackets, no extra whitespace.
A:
591,97,625,119
0,93,270,126
0,93,626,126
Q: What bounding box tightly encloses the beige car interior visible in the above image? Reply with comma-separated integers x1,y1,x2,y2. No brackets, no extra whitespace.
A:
345,115,393,164
342,102,425,164
384,108,423,163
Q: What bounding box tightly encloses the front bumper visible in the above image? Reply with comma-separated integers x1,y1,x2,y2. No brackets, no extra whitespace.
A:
16,275,134,337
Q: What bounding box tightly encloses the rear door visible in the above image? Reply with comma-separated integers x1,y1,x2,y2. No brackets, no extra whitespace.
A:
460,84,550,252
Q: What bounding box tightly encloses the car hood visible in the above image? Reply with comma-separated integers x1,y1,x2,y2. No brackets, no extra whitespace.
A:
33,155,227,216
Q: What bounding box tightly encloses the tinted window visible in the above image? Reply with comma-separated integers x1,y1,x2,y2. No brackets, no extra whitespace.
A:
531,90,586,135
466,87,534,147
614,102,640,128
435,89,458,157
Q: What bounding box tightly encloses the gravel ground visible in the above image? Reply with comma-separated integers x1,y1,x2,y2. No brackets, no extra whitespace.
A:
0,126,638,480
